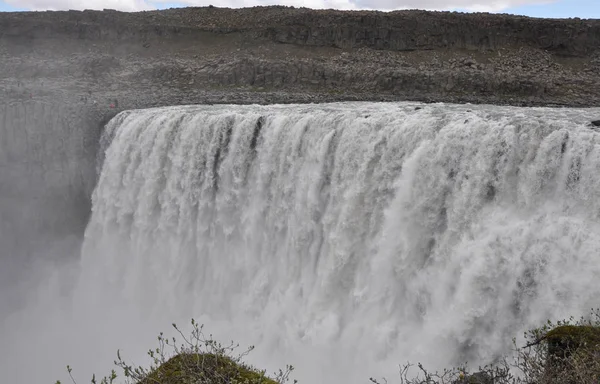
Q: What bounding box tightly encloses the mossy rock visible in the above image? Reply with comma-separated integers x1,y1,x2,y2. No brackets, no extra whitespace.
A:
139,353,278,384
454,371,492,384
543,325,600,384
546,325,600,359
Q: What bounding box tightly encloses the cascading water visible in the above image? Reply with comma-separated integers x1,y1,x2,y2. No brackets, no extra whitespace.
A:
3,102,600,384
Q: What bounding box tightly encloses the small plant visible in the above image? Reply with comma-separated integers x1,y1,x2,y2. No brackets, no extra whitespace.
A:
370,309,600,384
369,361,512,384
56,311,600,384
56,319,296,384
515,308,600,384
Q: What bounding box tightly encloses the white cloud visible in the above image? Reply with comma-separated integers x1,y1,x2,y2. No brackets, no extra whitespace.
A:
8,0,153,11
7,0,555,13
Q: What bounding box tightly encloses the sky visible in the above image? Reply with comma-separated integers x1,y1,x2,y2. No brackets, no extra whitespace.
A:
0,0,599,19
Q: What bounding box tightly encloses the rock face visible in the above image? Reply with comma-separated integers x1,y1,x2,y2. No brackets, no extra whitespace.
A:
259,10,600,56
0,6,599,109
3,7,600,56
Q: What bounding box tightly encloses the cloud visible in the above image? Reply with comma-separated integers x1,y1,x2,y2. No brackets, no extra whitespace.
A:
7,0,153,11
6,0,555,13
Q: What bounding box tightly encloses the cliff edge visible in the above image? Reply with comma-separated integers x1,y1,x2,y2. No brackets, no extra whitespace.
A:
1,6,600,108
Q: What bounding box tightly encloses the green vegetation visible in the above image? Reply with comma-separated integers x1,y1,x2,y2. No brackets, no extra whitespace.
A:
540,323,600,384
369,309,600,384
546,325,600,359
138,353,277,384
56,311,600,384
56,319,295,384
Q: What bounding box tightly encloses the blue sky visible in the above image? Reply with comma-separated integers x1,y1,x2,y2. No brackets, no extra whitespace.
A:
0,2,21,10
499,0,600,19
1,0,599,19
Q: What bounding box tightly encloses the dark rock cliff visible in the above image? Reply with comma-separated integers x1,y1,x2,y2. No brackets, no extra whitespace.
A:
3,7,600,56
259,9,600,56
2,6,600,108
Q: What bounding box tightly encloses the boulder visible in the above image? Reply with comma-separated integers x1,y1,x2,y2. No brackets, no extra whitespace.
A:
546,325,600,359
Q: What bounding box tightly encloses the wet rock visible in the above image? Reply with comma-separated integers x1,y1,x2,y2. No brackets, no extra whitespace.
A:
591,120,600,127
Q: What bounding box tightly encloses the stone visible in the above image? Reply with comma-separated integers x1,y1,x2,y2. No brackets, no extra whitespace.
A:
0,6,599,112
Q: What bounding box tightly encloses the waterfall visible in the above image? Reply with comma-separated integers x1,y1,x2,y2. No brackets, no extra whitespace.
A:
3,102,600,383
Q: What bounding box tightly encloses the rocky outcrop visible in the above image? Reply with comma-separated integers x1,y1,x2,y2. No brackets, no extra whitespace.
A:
1,6,599,108
3,7,600,57
259,9,600,57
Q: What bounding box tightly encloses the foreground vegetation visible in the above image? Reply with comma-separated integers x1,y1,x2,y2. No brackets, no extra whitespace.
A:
57,319,295,384
370,309,600,384
57,311,600,384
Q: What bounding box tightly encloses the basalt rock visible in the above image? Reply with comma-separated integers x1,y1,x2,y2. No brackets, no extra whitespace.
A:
0,6,599,108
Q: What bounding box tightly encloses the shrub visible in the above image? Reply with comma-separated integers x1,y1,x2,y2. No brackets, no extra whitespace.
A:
57,310,600,384
370,309,600,384
57,319,295,384
137,353,277,384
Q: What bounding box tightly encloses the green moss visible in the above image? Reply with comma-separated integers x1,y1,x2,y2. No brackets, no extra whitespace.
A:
139,353,277,384
546,325,600,359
